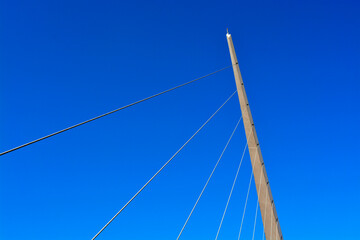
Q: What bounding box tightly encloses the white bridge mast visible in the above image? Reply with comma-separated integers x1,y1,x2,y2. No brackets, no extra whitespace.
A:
226,31,283,240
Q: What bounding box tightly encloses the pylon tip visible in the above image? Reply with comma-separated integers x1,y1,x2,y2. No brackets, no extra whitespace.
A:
226,28,231,37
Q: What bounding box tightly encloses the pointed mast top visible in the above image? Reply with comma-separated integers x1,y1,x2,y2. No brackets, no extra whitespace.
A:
226,28,231,38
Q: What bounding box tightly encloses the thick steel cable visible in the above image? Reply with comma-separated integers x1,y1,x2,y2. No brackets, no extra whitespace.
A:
214,138,248,240
237,172,253,240
0,65,233,157
176,116,242,240
91,90,237,240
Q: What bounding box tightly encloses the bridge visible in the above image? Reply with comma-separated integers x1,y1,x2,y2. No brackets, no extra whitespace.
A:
1,31,283,240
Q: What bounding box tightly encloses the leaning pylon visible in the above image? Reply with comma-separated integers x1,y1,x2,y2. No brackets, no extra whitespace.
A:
226,30,283,240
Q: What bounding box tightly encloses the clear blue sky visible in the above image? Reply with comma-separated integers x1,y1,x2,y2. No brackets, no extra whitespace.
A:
1,0,359,239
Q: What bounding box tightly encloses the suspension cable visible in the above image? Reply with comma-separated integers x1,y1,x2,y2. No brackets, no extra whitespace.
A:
237,172,253,240
0,65,233,157
251,149,263,240
214,138,248,240
271,201,274,240
91,90,237,240
252,200,260,240
262,182,269,240
176,116,242,240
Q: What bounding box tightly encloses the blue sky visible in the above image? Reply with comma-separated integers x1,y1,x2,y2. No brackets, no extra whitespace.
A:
1,0,359,239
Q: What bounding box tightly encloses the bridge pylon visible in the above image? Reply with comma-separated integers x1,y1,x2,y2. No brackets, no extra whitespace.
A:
226,31,283,240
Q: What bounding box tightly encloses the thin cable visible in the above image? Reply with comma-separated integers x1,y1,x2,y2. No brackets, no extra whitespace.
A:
270,202,274,240
252,200,260,240
0,65,233,157
262,185,269,240
262,214,266,240
214,138,248,240
91,90,237,240
237,172,253,240
251,149,263,240
176,117,242,240
237,126,255,240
